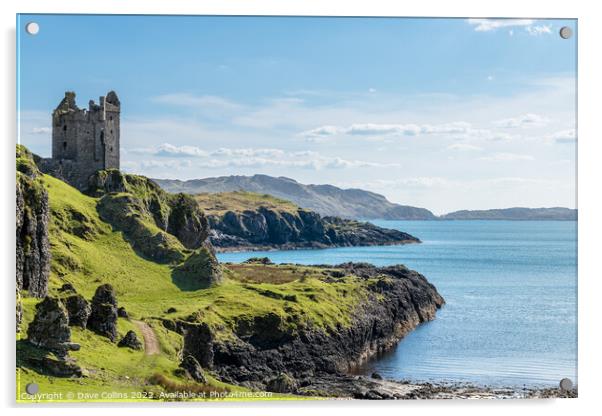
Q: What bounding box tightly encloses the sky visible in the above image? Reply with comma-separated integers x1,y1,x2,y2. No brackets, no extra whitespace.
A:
17,15,577,214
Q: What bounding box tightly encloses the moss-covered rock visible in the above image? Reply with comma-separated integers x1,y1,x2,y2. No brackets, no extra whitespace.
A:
172,246,222,290
91,170,211,264
26,297,74,356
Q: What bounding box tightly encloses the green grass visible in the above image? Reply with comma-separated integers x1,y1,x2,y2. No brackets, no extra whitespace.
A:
195,191,302,216
17,166,379,403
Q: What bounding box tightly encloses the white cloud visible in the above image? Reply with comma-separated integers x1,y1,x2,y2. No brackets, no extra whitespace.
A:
124,144,396,171
31,127,51,134
301,121,476,140
467,19,535,32
467,19,554,36
130,143,209,158
480,152,535,162
301,125,345,140
347,123,423,136
494,113,549,128
210,148,286,158
526,25,552,36
300,121,518,144
546,129,577,144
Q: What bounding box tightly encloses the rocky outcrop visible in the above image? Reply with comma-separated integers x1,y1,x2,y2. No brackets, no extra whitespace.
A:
172,246,222,289
27,356,84,378
118,330,143,350
64,294,91,328
167,193,210,249
16,145,50,300
182,322,215,369
91,170,215,265
180,355,207,383
87,284,118,341
182,263,444,391
26,297,80,357
117,307,128,318
208,207,419,251
266,373,298,393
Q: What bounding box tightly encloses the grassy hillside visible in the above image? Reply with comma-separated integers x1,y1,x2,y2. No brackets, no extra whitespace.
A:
195,191,301,216
17,172,376,402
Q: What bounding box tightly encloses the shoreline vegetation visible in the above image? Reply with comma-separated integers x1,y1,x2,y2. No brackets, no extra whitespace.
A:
16,145,575,402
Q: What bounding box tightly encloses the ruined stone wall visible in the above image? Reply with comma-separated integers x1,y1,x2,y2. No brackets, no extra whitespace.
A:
42,91,121,191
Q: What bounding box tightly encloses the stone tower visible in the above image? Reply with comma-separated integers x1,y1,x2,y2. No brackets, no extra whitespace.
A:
40,91,121,190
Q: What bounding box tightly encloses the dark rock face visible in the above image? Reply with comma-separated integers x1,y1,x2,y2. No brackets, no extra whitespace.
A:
27,297,77,357
88,303,118,341
16,148,50,299
182,322,214,369
266,373,298,393
208,207,419,251
87,169,128,196
92,284,117,307
167,193,210,249
117,307,128,318
88,284,118,341
180,355,207,383
118,330,143,350
58,283,76,293
196,263,444,391
64,294,91,328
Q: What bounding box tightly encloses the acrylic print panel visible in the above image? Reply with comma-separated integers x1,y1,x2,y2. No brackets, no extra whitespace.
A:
16,14,577,403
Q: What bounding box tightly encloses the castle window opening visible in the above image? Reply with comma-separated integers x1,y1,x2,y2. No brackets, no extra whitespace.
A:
63,141,67,150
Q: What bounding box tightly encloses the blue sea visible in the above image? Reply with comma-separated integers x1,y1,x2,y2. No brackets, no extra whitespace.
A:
217,220,578,388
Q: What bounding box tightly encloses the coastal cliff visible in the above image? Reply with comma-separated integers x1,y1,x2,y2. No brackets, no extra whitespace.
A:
196,191,420,251
165,262,444,395
17,145,445,400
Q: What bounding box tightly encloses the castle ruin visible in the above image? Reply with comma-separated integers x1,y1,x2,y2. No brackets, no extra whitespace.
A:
39,91,121,190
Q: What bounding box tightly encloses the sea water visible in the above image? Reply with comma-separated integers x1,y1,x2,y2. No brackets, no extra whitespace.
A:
217,220,577,388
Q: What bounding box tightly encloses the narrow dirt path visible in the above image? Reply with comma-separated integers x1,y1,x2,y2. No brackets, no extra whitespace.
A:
133,320,160,355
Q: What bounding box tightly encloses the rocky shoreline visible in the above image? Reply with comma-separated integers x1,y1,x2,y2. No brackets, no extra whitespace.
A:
173,262,445,394
298,375,578,399
214,239,419,253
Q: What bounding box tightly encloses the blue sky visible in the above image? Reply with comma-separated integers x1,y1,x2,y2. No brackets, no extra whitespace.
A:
17,15,577,213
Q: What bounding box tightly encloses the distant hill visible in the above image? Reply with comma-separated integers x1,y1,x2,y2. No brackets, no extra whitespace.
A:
153,174,437,220
440,207,577,221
